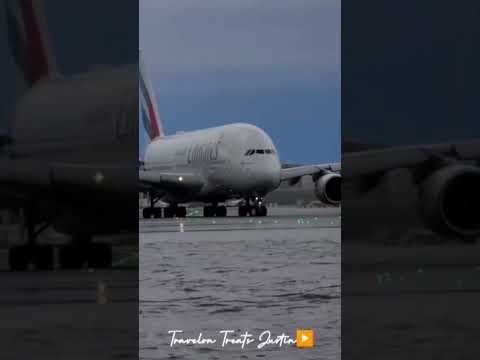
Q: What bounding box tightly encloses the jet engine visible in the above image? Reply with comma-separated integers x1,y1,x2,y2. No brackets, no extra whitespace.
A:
315,172,342,205
421,165,480,238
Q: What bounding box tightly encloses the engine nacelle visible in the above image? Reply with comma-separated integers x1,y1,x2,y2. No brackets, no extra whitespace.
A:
315,173,341,205
421,165,480,238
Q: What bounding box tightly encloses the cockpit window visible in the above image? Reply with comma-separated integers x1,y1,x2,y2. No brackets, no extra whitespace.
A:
245,149,275,155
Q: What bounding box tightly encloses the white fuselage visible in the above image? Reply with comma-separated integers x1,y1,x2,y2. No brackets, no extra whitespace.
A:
143,123,282,203
3,65,138,235
10,65,138,164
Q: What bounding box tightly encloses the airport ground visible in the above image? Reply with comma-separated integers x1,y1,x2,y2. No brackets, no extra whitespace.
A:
344,235,480,359
0,270,138,359
140,206,341,360
0,206,340,360
2,203,478,359
0,227,139,359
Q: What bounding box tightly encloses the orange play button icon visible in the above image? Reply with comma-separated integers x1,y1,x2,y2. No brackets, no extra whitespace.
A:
296,329,314,348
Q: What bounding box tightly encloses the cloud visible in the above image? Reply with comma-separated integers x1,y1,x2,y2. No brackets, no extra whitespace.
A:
140,0,341,163
140,0,340,78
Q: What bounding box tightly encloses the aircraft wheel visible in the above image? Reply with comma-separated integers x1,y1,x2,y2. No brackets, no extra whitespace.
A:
164,207,175,218
59,245,86,269
9,245,30,271
216,206,227,217
35,245,54,270
203,206,214,217
153,208,163,218
238,206,248,217
142,208,152,219
88,243,112,268
176,207,187,218
9,245,54,271
259,205,268,217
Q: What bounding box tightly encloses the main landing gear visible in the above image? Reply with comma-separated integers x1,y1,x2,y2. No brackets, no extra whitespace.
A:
164,205,187,218
142,192,187,219
142,207,163,218
141,196,268,219
203,197,267,218
8,207,112,271
238,197,267,217
142,192,163,218
203,204,227,217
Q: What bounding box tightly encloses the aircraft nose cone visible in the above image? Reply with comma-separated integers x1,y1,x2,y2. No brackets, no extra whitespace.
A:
256,161,281,192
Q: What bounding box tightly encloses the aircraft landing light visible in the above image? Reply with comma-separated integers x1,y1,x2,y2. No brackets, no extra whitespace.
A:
94,172,105,184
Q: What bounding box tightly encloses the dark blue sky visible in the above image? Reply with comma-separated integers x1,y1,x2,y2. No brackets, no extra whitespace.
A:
0,1,340,165
0,0,137,134
140,0,340,164
343,1,480,147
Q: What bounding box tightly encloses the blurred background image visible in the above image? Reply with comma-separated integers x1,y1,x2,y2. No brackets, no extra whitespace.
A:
342,1,480,358
0,1,138,358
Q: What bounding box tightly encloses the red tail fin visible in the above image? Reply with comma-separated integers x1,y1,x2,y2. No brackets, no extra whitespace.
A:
6,0,57,86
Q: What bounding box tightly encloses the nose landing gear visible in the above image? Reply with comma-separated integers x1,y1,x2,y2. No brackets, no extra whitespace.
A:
238,197,267,217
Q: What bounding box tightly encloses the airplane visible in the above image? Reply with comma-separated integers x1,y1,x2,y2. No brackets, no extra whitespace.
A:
342,139,480,242
0,0,138,270
264,165,338,207
138,54,341,219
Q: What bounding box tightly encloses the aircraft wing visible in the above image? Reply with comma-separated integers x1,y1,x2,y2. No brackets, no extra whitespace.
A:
280,163,341,182
342,139,480,180
139,169,204,191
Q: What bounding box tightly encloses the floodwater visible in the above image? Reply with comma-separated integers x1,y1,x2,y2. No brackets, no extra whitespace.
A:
140,207,341,360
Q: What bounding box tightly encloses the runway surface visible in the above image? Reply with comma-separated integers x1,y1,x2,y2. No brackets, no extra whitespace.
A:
343,238,480,359
140,207,341,360
0,269,138,359
0,235,138,359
